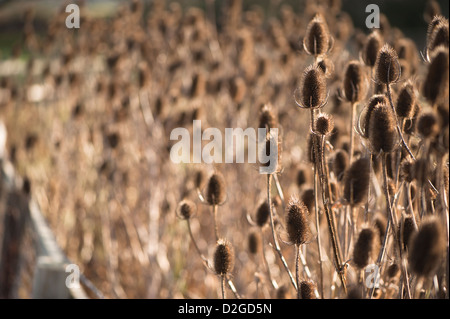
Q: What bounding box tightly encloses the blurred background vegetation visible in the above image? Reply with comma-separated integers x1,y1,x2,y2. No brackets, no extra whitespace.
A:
0,0,448,59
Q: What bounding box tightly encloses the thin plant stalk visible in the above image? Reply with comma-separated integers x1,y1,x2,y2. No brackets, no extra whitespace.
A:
267,174,298,291
296,244,302,299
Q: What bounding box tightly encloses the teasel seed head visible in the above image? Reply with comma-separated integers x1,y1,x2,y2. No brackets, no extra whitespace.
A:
247,231,260,255
427,19,449,56
347,286,363,299
303,13,332,57
298,65,327,109
343,156,370,206
300,280,317,299
368,103,397,154
258,104,277,130
194,169,206,189
286,196,312,245
417,112,439,139
424,0,441,23
177,199,197,220
395,81,416,119
301,188,315,214
332,149,349,181
408,216,445,277
362,94,389,138
374,44,401,84
206,172,226,205
316,57,334,78
422,46,449,106
255,201,270,228
296,168,309,188
387,263,400,278
276,285,289,299
315,113,334,136
214,239,235,276
353,227,379,269
402,215,416,251
343,60,367,103
373,212,387,245
362,31,383,67
400,159,415,183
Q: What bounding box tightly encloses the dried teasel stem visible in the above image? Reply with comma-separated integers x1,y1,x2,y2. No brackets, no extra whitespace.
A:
267,174,298,291
311,109,347,294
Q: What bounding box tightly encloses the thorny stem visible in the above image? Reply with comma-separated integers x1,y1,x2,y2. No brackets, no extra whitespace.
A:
311,108,347,294
221,275,226,299
213,204,219,241
381,153,411,299
267,174,298,291
296,244,302,299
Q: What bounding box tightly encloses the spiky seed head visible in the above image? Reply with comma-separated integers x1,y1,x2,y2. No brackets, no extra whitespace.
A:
427,20,449,55
408,217,445,277
276,285,289,299
315,113,334,136
423,46,449,105
301,188,315,214
255,201,270,228
296,168,309,188
300,280,317,299
247,231,260,255
362,31,383,67
214,239,235,275
400,159,415,183
362,94,389,138
206,173,226,205
347,286,363,299
303,13,331,57
417,112,439,139
402,215,416,251
316,57,334,78
286,197,312,245
424,1,441,23
258,104,277,130
368,103,397,154
343,60,367,103
374,44,401,84
194,169,206,189
299,65,327,109
343,157,370,206
332,149,349,181
353,227,379,269
387,263,400,278
396,81,416,118
373,212,387,245
177,200,196,220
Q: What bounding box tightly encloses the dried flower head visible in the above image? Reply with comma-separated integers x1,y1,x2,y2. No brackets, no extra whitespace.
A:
362,31,383,67
343,156,370,206
374,44,401,84
247,231,260,255
362,94,389,138
214,239,235,275
303,13,332,57
408,217,445,277
422,46,449,106
395,81,416,119
255,201,270,228
300,280,317,299
297,65,327,109
315,113,334,136
177,199,197,220
332,149,349,181
206,173,226,205
417,112,439,139
368,103,397,154
343,60,367,103
353,227,379,269
286,197,312,245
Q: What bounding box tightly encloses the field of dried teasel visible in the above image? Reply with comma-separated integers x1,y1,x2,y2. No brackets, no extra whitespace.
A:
0,0,448,300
